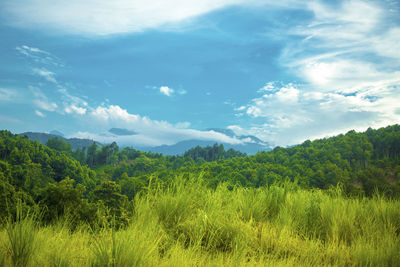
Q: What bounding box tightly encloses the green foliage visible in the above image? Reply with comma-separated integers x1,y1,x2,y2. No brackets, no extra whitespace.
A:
46,137,72,154
183,143,246,162
37,178,96,226
93,181,129,228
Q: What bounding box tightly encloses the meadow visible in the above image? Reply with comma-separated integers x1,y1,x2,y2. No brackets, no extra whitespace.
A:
1,176,399,267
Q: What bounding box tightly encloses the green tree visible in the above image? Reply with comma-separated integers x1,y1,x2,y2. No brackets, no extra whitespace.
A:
46,137,72,154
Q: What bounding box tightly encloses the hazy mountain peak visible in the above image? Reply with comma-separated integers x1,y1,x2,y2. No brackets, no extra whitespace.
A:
108,128,137,136
49,130,64,137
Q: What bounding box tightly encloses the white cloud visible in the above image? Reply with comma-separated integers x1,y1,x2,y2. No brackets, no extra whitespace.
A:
235,106,246,111
2,0,312,36
32,68,57,83
160,86,174,96
2,0,258,36
227,125,246,135
286,1,400,94
30,86,58,111
64,104,86,115
35,110,45,117
372,27,400,60
77,104,246,146
241,82,400,146
16,45,62,66
33,99,58,111
0,88,17,102
58,88,89,114
16,45,48,56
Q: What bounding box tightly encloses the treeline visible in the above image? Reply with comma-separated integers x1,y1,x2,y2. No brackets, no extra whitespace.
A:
41,125,400,199
46,137,244,167
99,125,400,198
183,143,246,162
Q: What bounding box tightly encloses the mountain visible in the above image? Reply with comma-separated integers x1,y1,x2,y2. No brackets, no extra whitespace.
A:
21,128,270,155
49,130,65,136
20,132,100,150
108,128,137,136
142,128,272,155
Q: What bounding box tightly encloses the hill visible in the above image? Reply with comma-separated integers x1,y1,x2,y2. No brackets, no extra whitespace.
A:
20,131,100,150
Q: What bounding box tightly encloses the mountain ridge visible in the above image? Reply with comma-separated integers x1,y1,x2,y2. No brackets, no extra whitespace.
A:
20,132,100,150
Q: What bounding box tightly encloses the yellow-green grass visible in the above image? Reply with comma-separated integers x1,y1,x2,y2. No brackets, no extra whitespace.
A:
1,177,399,266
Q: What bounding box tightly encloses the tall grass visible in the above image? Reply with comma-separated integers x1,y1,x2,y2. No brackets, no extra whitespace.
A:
5,204,38,267
1,175,399,266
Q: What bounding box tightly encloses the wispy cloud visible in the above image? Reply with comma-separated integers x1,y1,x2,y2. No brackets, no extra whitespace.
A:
0,88,17,102
0,115,22,124
2,0,311,36
16,45,48,56
30,86,58,111
35,110,45,117
32,68,57,83
177,89,187,95
16,45,63,66
2,0,252,35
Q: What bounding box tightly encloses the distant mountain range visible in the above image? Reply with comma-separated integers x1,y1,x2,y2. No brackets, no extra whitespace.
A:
20,128,272,155
141,128,272,155
19,132,100,150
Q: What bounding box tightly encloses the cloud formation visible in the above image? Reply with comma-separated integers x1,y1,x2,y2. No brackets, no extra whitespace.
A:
240,82,400,146
14,43,237,147
16,45,62,66
160,86,174,96
35,110,45,117
80,104,246,146
64,104,87,115
2,0,256,36
30,86,58,112
33,68,57,83
235,0,400,146
0,88,17,102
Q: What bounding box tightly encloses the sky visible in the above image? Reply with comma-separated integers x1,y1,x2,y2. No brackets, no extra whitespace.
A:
0,0,399,147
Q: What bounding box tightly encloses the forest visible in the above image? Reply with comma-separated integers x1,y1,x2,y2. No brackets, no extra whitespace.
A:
0,125,400,266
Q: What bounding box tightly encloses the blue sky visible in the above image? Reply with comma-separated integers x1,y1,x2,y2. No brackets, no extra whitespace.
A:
0,0,399,147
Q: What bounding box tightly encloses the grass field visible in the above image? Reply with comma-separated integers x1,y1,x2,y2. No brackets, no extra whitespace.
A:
1,177,399,266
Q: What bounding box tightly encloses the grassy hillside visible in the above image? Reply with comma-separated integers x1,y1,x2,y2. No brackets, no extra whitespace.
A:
1,177,399,266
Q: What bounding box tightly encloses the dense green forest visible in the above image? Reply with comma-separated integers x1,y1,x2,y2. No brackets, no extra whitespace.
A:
1,125,400,266
46,124,400,197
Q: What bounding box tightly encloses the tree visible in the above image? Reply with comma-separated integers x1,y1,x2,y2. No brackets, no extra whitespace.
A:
37,178,87,223
87,142,98,167
46,137,72,154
